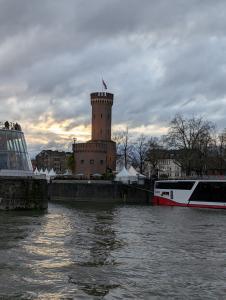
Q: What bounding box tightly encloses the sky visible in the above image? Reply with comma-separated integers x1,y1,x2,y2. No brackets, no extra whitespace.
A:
0,0,226,157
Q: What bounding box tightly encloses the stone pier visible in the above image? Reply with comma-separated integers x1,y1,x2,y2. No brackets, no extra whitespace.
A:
0,177,48,210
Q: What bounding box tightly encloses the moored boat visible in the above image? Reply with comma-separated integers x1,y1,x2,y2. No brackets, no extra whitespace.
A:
153,180,226,209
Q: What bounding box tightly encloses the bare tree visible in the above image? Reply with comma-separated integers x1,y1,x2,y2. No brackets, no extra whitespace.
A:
131,134,148,174
113,127,132,169
218,129,226,159
166,114,215,176
145,137,163,176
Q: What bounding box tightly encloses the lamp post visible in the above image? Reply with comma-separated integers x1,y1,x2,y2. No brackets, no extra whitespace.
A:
72,138,77,152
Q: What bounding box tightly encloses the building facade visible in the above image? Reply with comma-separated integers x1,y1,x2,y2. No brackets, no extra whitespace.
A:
157,158,182,178
73,92,116,178
35,150,71,174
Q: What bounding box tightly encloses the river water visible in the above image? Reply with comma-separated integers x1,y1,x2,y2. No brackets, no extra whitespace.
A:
0,202,225,299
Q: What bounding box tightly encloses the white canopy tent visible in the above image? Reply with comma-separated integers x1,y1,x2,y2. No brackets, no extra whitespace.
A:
34,167,39,175
63,169,72,176
115,167,133,184
128,166,146,184
49,168,56,176
115,166,146,185
39,168,45,174
32,168,47,179
45,168,56,182
92,173,102,177
128,166,146,178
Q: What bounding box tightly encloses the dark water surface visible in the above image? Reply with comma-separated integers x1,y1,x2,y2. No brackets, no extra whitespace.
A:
0,203,225,299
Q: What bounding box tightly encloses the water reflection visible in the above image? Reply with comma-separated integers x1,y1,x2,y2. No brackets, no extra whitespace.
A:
0,210,46,298
0,204,225,299
0,203,124,298
0,210,44,249
67,203,122,297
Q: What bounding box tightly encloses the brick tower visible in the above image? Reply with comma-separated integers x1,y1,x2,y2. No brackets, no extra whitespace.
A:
91,92,113,141
73,91,116,178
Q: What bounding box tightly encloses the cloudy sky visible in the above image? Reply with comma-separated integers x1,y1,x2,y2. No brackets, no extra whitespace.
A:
0,0,226,157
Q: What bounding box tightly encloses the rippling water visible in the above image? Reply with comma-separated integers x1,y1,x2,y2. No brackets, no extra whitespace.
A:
0,202,225,299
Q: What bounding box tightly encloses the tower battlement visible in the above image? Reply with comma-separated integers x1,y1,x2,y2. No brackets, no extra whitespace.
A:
90,92,113,99
90,92,113,105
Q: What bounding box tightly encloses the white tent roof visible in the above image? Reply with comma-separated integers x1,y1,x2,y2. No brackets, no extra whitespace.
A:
138,173,146,178
128,166,138,176
49,168,56,176
34,167,39,175
128,166,146,178
93,173,102,177
63,169,71,175
116,167,131,178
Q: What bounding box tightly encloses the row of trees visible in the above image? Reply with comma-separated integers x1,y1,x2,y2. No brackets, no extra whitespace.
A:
115,114,226,177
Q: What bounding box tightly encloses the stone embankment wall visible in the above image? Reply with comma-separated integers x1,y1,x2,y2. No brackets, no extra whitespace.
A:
0,177,48,210
49,180,152,204
119,184,153,204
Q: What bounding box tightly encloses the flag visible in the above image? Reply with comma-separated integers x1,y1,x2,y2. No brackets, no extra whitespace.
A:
102,79,107,90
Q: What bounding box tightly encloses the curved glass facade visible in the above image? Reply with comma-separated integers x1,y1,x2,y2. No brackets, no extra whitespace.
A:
0,129,32,171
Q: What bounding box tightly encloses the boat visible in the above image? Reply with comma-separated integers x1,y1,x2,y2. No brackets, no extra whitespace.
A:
153,180,226,209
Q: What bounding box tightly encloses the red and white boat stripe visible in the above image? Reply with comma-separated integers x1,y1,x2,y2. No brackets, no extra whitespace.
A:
152,196,226,209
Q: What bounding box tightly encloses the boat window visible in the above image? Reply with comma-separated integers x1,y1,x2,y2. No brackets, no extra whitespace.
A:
189,182,226,202
155,181,195,190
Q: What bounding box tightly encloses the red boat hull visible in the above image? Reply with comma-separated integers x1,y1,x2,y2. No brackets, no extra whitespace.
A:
152,196,226,209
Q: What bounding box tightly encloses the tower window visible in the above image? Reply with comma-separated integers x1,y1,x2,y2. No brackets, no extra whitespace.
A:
100,160,103,165
101,114,102,118
90,159,94,164
81,160,84,164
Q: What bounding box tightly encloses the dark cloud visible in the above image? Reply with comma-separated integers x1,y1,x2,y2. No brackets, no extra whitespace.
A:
0,0,226,155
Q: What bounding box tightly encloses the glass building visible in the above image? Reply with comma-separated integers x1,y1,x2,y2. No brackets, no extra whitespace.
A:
0,122,33,175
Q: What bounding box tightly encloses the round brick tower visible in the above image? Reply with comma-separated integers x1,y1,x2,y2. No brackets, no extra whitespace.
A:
91,92,114,141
